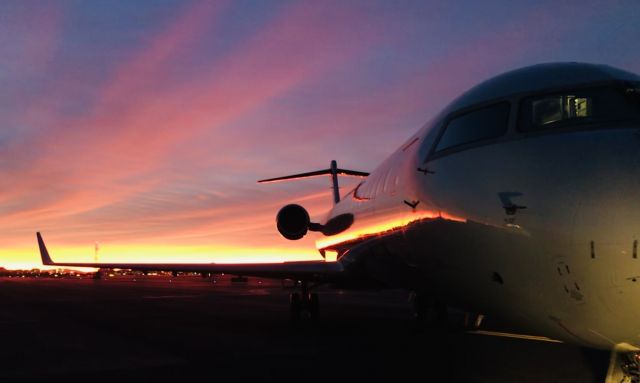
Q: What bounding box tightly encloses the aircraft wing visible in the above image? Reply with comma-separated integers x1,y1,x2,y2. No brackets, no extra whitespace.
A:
36,232,343,281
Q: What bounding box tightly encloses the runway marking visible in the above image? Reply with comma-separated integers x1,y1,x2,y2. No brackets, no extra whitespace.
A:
142,295,201,299
468,330,563,343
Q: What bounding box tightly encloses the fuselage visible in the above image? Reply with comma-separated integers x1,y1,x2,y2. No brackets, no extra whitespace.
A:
316,63,640,350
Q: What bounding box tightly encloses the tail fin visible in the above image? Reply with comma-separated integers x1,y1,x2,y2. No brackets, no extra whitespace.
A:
258,160,368,204
36,232,55,265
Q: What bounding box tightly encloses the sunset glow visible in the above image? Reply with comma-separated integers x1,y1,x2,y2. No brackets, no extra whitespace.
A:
1,1,638,269
316,210,466,250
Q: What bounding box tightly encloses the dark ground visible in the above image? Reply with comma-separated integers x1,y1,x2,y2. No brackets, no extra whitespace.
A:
0,275,609,382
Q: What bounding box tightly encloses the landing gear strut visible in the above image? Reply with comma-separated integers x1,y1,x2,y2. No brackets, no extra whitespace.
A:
622,353,640,383
607,350,640,383
289,281,319,320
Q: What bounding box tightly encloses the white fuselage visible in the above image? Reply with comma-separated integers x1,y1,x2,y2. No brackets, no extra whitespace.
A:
317,110,640,351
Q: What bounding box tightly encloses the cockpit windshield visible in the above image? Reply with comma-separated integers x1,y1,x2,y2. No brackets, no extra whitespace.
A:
519,85,640,131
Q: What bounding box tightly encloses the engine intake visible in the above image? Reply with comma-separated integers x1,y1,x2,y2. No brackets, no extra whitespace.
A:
276,204,311,240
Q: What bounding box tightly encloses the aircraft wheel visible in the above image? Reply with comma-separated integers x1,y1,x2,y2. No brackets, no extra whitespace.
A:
290,292,302,321
309,293,319,320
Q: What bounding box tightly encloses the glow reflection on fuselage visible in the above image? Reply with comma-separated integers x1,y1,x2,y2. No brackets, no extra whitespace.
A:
315,210,466,250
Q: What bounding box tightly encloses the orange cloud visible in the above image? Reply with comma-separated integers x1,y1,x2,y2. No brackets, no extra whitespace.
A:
0,2,386,267
0,1,632,269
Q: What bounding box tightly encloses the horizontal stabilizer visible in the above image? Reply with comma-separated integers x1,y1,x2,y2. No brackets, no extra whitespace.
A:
258,160,369,204
258,168,369,183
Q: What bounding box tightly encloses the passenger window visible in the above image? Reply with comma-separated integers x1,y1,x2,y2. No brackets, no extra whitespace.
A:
520,87,640,131
354,168,395,200
435,102,510,152
375,175,385,196
382,169,393,194
373,168,387,195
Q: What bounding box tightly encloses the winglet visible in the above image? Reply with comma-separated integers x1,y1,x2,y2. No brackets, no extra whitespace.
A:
36,232,55,265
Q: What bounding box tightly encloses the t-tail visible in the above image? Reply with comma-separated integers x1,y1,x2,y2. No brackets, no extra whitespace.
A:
258,160,368,204
258,160,368,243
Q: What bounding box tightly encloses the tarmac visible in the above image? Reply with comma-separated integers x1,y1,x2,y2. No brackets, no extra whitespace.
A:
0,275,610,382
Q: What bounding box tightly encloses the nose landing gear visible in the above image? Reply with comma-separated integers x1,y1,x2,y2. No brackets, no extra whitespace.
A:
607,349,640,383
620,352,640,383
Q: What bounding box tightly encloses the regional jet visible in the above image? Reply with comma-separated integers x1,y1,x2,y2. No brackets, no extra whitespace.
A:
37,62,640,382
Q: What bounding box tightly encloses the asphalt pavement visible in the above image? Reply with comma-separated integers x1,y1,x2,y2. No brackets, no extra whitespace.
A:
0,275,609,382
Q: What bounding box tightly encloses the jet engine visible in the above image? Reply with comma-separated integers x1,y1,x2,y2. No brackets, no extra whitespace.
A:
276,204,311,240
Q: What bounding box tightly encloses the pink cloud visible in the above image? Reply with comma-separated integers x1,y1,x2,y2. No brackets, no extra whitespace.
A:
0,3,64,78
0,1,389,252
1,1,634,268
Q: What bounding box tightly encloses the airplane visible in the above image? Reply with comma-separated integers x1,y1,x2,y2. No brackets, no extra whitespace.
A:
37,62,640,382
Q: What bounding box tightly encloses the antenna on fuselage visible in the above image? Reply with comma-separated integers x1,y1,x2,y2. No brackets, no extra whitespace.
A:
258,160,369,204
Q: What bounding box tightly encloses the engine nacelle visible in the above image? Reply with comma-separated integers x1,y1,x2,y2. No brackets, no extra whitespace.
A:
276,204,310,240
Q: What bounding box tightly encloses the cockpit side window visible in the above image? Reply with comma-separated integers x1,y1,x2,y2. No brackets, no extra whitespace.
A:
530,96,591,126
519,86,640,132
627,84,640,108
434,102,510,153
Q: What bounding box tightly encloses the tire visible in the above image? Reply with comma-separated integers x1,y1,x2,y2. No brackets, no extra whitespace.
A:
290,292,301,321
309,293,320,320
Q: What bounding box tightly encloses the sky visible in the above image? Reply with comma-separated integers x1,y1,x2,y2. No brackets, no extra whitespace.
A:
0,0,639,269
